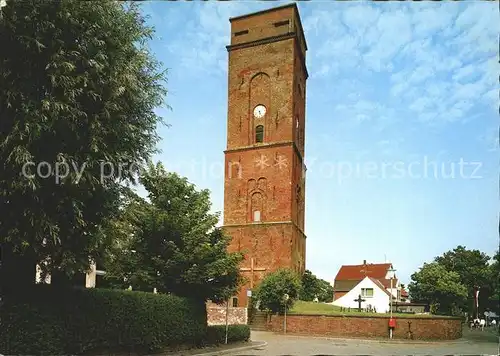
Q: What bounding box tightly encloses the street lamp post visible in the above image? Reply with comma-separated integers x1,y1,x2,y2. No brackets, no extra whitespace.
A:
0,0,7,20
283,293,289,334
388,267,396,339
225,299,229,344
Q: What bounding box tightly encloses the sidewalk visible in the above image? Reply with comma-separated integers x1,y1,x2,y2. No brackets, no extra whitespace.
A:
161,340,267,356
253,330,471,345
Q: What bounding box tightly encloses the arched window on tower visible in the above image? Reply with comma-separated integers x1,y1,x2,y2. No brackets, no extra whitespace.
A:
255,125,264,143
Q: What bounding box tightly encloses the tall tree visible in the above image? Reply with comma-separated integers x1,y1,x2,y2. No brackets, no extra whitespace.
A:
434,245,492,312
104,163,243,303
0,0,167,293
300,270,333,302
408,262,467,315
488,250,500,307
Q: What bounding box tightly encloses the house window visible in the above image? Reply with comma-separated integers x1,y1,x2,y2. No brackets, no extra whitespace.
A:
253,210,261,222
232,297,238,307
255,125,264,143
361,288,374,298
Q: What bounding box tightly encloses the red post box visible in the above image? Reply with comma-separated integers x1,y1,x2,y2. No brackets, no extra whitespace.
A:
388,317,396,328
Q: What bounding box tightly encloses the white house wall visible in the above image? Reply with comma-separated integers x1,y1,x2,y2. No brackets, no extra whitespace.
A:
386,281,400,300
332,277,390,313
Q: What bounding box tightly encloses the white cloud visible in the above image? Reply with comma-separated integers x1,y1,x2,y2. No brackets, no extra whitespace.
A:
304,2,497,126
341,5,381,39
333,99,398,133
363,9,413,72
452,64,477,83
163,1,497,129
411,4,458,38
164,1,263,76
409,97,434,114
407,66,435,85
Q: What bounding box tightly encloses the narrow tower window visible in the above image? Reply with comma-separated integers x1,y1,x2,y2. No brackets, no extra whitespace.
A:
250,192,263,222
295,118,300,142
255,125,264,143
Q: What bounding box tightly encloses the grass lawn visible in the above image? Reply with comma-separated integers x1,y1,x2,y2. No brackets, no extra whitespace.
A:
289,301,454,318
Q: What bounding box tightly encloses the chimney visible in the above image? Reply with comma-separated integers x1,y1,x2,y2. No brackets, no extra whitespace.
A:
363,259,366,265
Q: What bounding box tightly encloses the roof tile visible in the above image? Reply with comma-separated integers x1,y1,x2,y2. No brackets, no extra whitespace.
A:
335,263,392,280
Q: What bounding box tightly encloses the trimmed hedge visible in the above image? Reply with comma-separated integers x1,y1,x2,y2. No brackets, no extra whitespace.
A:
205,325,251,345
0,285,207,355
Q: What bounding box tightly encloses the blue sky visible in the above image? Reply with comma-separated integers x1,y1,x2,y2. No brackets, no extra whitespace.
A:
135,1,498,285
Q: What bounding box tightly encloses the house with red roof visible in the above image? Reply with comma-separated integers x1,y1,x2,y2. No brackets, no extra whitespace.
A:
331,260,403,312
400,287,409,301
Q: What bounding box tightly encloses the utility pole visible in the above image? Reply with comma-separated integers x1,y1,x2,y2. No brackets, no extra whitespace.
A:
388,267,396,339
283,293,289,334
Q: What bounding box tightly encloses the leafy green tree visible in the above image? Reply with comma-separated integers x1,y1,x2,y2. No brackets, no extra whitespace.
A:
488,250,500,308
0,0,167,293
300,270,333,302
434,245,492,313
103,163,243,303
316,278,334,303
255,268,301,314
408,262,467,315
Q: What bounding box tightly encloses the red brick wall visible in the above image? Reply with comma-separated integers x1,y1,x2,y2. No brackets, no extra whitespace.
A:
266,314,463,340
223,4,307,307
207,305,248,326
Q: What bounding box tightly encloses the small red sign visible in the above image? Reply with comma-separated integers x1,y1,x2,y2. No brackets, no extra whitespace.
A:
388,318,396,328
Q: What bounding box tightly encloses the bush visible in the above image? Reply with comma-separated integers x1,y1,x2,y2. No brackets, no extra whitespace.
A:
205,325,250,345
255,268,302,314
0,285,207,355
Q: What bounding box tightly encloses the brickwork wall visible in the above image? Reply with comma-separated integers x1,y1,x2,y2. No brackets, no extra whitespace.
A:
223,4,307,308
266,314,463,340
224,223,295,304
206,305,248,326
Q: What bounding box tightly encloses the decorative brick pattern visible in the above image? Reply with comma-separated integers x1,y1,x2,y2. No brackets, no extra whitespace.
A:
207,305,248,326
266,314,463,340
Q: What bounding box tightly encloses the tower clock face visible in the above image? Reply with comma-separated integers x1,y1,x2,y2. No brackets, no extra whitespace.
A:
253,105,266,118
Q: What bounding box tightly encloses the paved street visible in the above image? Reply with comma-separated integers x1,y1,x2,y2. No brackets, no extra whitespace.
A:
230,330,499,355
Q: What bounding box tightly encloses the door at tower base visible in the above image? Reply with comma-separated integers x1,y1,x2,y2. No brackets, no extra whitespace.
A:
206,301,248,325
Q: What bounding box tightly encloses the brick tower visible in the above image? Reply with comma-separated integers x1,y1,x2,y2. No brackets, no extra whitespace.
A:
223,3,307,307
